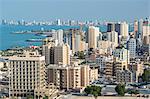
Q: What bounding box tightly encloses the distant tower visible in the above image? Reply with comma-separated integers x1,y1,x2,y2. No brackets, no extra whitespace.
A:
56,19,61,25
107,23,115,32
138,19,143,37
134,19,138,33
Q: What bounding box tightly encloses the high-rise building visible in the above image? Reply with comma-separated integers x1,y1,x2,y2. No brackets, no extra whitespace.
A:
113,46,130,63
52,29,63,45
64,29,81,54
42,38,70,65
57,29,63,44
96,55,113,75
113,59,128,76
9,51,46,97
134,19,138,33
106,31,118,46
54,43,70,65
88,26,100,49
128,61,143,82
104,60,114,78
137,19,143,39
115,23,121,35
142,19,150,45
47,64,95,91
127,37,137,58
56,19,61,25
143,19,150,37
120,21,129,37
42,39,56,65
107,23,115,32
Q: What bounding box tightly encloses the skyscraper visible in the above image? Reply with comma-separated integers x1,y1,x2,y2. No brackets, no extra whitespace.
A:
52,29,64,45
88,26,100,49
54,43,70,65
120,21,129,37
57,29,64,44
42,39,56,65
142,19,150,44
134,19,138,33
127,37,137,58
107,23,115,32
56,19,61,25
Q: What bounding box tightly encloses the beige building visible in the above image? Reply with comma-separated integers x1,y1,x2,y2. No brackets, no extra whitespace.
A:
104,58,128,78
9,51,46,97
143,24,150,37
89,66,99,83
42,39,56,65
128,62,144,82
97,40,118,55
120,21,129,37
47,63,98,91
88,26,100,49
98,40,112,50
104,61,114,77
54,43,70,65
142,21,150,45
113,59,128,76
43,40,70,65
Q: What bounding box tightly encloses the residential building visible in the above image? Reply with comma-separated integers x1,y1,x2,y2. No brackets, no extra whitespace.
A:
54,43,70,65
47,64,94,91
128,61,144,82
113,59,128,76
113,46,130,63
9,51,57,98
127,37,137,58
88,26,100,49
116,70,133,84
42,41,70,65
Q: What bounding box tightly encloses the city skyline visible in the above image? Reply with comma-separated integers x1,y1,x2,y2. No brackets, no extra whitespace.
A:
0,0,150,22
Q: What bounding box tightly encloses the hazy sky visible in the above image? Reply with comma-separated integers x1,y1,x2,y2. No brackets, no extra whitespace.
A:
0,0,150,22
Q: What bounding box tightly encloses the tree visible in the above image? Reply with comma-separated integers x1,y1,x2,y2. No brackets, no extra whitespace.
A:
77,51,85,59
27,95,34,99
128,90,139,95
115,84,126,96
84,85,102,99
141,69,150,82
43,96,48,99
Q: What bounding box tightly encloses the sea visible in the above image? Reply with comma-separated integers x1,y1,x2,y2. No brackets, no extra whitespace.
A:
0,25,107,50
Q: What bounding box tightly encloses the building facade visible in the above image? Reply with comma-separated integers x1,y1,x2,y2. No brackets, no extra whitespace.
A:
9,51,46,97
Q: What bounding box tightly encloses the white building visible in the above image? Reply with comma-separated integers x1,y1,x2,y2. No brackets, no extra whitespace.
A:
113,46,130,63
127,37,137,58
52,29,63,45
96,55,113,74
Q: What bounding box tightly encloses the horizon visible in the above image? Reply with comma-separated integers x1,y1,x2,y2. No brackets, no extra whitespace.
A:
0,0,150,22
